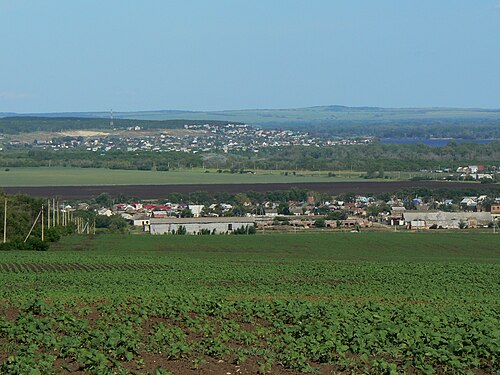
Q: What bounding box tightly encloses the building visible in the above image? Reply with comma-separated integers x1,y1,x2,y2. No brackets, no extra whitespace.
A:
403,211,492,229
491,204,500,219
149,217,256,235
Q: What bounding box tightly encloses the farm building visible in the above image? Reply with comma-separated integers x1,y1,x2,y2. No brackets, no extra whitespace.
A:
403,211,492,229
149,217,256,235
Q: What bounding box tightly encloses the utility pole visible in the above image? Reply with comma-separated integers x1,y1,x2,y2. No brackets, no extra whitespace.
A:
24,210,42,243
41,205,44,242
47,200,51,229
3,198,7,244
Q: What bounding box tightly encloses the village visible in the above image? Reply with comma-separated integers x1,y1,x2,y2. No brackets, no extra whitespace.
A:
4,123,372,154
58,191,500,235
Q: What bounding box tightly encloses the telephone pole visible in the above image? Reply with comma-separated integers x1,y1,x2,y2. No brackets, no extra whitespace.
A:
41,205,44,242
3,198,7,244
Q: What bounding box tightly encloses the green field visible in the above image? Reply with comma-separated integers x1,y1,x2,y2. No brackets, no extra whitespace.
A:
0,167,377,186
0,232,498,374
0,167,464,187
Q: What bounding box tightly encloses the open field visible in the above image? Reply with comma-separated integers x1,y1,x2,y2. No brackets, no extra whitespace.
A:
0,232,498,374
0,167,369,187
0,167,455,187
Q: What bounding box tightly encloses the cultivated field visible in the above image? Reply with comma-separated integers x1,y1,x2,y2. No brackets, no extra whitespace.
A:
0,167,470,187
0,232,498,374
0,167,364,187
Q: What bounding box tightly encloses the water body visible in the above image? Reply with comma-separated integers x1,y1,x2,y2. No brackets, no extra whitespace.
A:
381,139,496,146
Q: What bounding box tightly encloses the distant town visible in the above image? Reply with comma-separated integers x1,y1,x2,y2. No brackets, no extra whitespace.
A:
1,123,372,154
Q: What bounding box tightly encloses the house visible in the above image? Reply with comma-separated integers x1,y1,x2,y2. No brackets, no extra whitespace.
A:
491,204,500,218
188,205,204,218
149,217,256,235
131,215,150,227
98,208,113,217
403,211,492,229
387,207,406,225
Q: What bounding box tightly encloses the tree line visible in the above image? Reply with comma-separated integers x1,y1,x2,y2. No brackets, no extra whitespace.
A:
0,141,499,173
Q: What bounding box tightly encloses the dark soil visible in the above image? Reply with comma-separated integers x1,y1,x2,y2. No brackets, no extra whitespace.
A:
4,181,498,199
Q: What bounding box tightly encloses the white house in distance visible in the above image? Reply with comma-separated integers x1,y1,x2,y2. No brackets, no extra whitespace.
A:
188,205,205,218
149,217,256,235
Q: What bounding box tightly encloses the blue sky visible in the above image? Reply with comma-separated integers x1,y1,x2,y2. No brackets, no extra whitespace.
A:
1,0,499,112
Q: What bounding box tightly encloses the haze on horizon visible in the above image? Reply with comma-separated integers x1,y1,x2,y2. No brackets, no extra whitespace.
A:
1,0,499,113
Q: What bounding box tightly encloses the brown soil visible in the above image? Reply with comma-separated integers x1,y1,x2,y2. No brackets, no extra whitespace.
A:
4,181,498,200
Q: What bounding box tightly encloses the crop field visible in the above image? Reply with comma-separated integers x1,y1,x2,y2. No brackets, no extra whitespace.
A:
0,167,460,187
0,232,498,374
0,168,360,187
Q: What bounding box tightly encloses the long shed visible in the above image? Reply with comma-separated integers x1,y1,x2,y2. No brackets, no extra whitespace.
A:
149,217,256,235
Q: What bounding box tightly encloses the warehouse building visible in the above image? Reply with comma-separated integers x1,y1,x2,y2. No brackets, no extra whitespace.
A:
149,217,256,235
403,211,492,229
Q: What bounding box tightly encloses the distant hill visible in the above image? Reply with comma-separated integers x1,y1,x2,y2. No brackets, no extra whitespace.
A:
2,106,499,138
3,105,499,126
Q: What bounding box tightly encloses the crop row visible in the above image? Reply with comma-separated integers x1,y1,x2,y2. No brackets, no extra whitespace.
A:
0,263,172,273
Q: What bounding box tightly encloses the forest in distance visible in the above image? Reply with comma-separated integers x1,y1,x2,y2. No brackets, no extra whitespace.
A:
1,141,499,174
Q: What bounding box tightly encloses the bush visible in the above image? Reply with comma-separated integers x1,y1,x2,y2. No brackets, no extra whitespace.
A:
25,238,49,251
233,225,256,235
176,226,187,235
314,219,326,228
0,238,48,251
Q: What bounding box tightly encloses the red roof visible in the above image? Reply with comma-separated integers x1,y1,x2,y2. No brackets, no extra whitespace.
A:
155,206,172,211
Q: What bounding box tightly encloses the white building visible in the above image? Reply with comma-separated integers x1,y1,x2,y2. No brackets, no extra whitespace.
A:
149,217,256,235
403,211,492,229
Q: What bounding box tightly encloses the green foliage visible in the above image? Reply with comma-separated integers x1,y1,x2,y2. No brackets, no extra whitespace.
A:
314,219,326,228
232,225,256,235
95,193,113,208
109,216,128,233
176,225,187,235
326,211,348,220
0,232,498,373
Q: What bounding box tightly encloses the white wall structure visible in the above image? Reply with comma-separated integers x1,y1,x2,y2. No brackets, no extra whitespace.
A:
150,217,256,235
403,211,492,229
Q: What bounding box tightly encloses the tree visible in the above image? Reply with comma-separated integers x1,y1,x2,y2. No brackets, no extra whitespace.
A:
109,216,128,232
326,211,348,220
277,203,291,216
180,208,193,218
95,193,113,207
314,219,326,228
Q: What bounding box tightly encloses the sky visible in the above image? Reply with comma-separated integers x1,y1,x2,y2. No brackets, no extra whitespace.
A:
0,0,499,113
